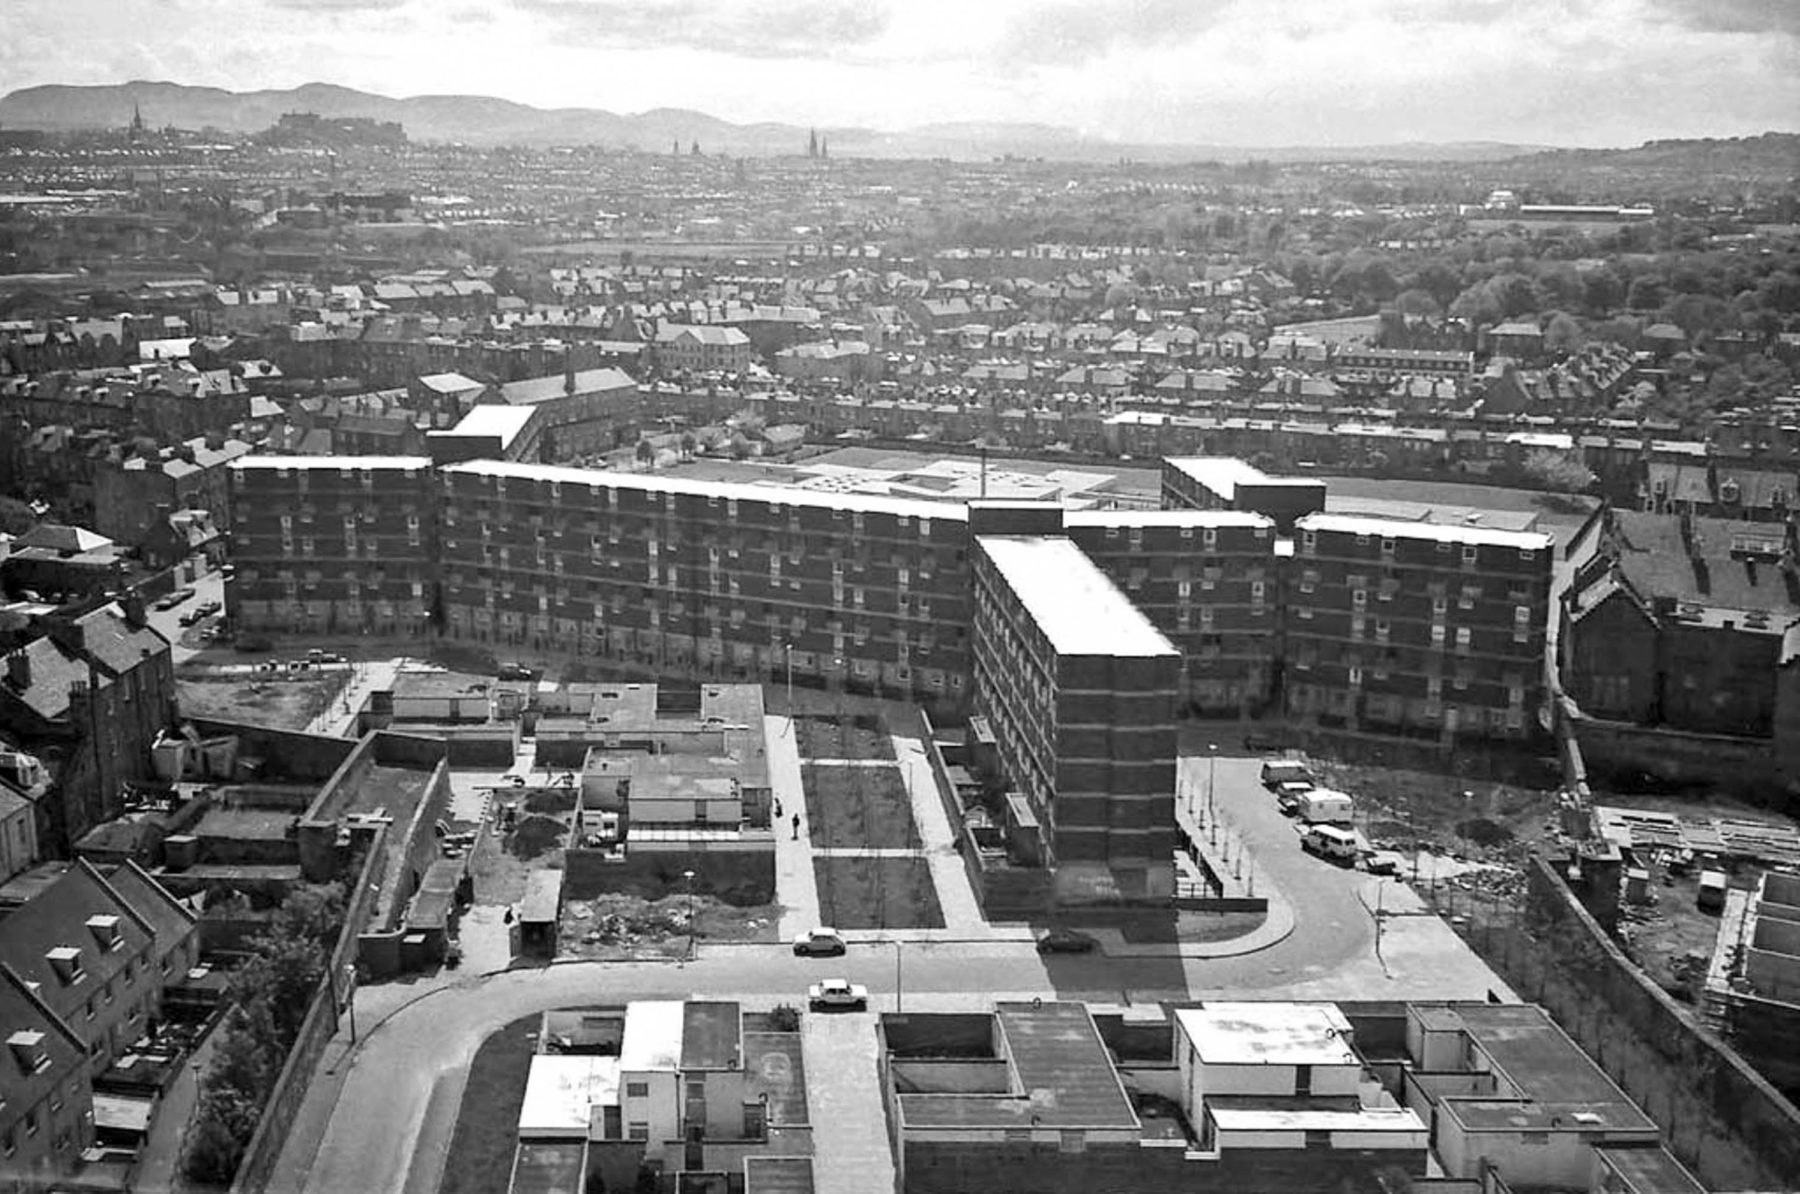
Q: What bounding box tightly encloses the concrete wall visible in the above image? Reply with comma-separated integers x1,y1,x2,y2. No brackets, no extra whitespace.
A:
185,718,358,783
1572,713,1798,803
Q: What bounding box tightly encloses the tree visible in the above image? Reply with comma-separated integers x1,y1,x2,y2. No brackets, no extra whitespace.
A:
1543,312,1584,355
1521,448,1596,494
1393,288,1440,318
0,495,38,535
635,439,654,471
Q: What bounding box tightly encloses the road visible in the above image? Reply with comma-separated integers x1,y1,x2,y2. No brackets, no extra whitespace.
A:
280,745,1510,1194
142,560,226,667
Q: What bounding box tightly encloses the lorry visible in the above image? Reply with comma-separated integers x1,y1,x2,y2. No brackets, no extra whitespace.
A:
1260,758,1316,789
1296,787,1356,825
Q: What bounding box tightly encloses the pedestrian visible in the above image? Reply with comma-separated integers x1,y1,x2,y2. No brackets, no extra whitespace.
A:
791,812,801,841
773,797,783,819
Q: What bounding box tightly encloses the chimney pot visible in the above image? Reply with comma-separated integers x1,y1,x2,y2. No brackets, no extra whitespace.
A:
5,652,29,690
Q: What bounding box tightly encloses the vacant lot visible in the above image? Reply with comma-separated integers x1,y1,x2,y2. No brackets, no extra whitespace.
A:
814,856,944,930
439,1014,538,1194
795,713,894,761
175,672,348,731
559,891,780,960
801,763,919,850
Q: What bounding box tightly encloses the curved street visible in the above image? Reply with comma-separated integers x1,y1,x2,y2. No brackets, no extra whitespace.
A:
275,751,1510,1194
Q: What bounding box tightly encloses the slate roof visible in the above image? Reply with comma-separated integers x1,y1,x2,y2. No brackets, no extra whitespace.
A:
1597,511,1799,613
74,603,170,678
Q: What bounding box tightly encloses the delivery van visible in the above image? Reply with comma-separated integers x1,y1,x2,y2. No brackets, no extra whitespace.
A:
1301,824,1360,864
1697,870,1728,913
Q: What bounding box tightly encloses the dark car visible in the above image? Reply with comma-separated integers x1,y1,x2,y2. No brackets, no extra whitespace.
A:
1035,928,1099,955
498,662,537,682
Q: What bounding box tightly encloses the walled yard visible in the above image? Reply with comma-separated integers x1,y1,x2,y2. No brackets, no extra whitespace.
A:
800,763,920,850
175,670,349,731
557,891,781,960
794,713,895,760
813,856,944,930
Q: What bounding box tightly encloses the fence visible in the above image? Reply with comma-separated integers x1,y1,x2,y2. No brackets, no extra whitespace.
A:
1424,857,1800,1190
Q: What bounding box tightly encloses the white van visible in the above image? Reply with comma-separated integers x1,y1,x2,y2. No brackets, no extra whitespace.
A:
1301,824,1360,864
1261,758,1315,789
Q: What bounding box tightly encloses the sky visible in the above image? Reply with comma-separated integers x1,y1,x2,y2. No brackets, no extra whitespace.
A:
1,0,1796,147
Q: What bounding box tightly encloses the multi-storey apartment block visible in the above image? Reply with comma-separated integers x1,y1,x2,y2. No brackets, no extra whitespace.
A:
1286,514,1554,740
226,456,438,637
1064,510,1279,716
1161,456,1326,532
434,461,972,708
971,534,1180,903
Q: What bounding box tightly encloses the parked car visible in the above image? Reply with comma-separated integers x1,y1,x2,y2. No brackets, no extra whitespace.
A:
807,979,868,1011
792,928,847,957
195,599,222,617
178,608,206,627
498,662,536,682
1034,928,1099,955
308,648,345,664
153,588,195,611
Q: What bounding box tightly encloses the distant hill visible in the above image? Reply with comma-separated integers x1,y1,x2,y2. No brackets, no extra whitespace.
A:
1506,133,1800,183
0,80,1555,162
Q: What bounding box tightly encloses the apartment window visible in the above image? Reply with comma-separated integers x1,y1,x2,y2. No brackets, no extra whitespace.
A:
1436,539,1451,553
1459,586,1479,610
1351,589,1367,609
1302,530,1317,555
1202,526,1217,549
1299,569,1317,595
1432,596,1448,618
1461,544,1478,565
628,1123,649,1141
1104,525,1120,540
1250,581,1265,605
1519,548,1536,562
1455,627,1472,653
1380,537,1395,557
1355,532,1370,547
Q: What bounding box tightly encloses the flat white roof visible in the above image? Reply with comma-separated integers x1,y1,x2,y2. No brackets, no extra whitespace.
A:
441,459,970,523
517,1055,621,1138
620,1000,685,1072
231,455,431,470
1163,456,1271,499
1176,1003,1360,1067
1209,1105,1426,1134
1064,510,1272,530
443,404,537,446
1295,512,1553,551
977,535,1178,658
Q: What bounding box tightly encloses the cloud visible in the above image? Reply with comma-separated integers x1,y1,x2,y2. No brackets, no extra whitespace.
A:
997,0,1237,65
266,0,411,9
509,0,889,58
1643,0,1800,36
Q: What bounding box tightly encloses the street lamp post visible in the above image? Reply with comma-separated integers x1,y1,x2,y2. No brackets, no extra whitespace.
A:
683,869,697,960
894,939,903,1013
784,642,794,714
1206,743,1218,826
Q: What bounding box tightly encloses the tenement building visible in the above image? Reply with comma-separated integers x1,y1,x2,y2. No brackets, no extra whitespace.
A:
432,461,973,708
227,456,438,637
1286,514,1553,739
970,534,1180,903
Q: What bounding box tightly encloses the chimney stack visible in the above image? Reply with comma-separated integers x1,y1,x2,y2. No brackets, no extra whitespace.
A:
4,651,29,691
564,350,577,396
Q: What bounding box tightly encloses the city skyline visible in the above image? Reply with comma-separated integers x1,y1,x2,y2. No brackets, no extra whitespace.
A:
2,0,1796,149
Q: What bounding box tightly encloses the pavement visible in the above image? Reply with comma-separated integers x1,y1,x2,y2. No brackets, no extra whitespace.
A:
802,1012,896,1194
302,657,404,736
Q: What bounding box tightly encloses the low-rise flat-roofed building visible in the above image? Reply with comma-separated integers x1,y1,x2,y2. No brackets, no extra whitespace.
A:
970,533,1180,904
1402,1003,1669,1190
885,999,1426,1194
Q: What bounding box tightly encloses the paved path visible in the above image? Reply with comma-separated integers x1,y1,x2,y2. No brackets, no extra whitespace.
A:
767,714,823,938
891,732,992,936
303,657,402,736
803,1012,897,1194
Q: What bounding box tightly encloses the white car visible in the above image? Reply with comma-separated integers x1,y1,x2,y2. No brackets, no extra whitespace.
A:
792,928,847,957
808,979,868,1010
